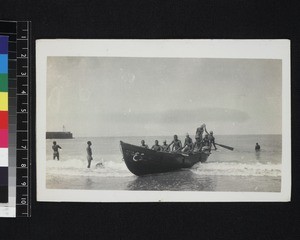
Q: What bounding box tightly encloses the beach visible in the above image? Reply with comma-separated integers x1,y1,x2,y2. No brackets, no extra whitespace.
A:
46,135,281,192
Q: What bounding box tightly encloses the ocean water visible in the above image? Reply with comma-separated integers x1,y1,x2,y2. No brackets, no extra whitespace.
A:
46,135,281,192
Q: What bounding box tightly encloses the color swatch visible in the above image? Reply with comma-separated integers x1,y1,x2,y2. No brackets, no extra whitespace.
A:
0,35,8,203
0,20,31,217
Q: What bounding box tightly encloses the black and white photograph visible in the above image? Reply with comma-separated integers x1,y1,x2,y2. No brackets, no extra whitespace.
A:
36,40,290,202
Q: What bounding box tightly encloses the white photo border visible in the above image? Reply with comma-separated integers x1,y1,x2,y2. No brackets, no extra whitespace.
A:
36,39,291,202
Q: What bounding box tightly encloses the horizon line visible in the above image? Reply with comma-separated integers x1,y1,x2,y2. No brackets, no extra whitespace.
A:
71,133,282,138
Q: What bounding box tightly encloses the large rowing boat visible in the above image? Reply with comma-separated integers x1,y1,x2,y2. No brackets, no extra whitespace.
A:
120,141,210,176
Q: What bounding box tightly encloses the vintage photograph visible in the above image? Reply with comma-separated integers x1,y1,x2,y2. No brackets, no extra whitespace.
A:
36,40,290,202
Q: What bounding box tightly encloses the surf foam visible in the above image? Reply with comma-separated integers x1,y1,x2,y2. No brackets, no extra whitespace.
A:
192,162,281,177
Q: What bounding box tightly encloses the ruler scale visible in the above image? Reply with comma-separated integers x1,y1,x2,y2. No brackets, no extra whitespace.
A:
16,21,30,217
0,20,30,218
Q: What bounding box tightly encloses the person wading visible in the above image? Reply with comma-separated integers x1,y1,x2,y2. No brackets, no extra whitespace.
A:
86,141,93,168
52,141,62,160
255,143,261,151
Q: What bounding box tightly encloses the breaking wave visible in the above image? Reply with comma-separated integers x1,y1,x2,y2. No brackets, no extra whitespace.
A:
46,157,134,177
192,162,281,177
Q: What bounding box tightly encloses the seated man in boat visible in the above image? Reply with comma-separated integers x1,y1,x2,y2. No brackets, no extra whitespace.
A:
151,140,163,151
202,133,211,151
182,133,193,153
192,138,202,153
140,140,149,149
168,135,182,152
161,140,169,152
195,123,206,142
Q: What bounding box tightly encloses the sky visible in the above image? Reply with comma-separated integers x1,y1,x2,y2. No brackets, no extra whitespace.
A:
46,57,282,137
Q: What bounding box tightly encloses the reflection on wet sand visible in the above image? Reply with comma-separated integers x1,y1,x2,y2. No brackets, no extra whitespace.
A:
255,150,261,161
84,177,93,188
126,170,216,191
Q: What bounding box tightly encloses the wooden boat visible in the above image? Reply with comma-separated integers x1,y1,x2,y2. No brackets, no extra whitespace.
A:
120,141,210,176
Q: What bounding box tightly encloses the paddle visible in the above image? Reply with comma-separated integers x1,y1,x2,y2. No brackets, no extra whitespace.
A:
215,143,234,151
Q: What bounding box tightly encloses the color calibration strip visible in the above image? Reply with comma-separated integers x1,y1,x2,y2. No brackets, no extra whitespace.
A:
0,20,31,218
0,35,8,204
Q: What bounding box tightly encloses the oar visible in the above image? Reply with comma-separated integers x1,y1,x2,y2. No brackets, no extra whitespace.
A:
215,143,234,151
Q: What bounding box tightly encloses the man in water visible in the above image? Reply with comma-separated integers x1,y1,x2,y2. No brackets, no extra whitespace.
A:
195,123,206,141
168,135,182,152
255,143,261,151
182,133,193,153
140,140,149,149
86,141,93,168
161,140,169,152
52,141,62,160
151,140,162,151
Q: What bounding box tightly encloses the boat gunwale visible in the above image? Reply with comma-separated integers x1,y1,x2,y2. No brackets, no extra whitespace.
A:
120,140,205,158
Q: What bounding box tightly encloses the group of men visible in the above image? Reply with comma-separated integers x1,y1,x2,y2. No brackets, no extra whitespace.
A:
140,124,217,153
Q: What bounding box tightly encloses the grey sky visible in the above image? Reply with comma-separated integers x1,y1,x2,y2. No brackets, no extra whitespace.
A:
47,57,282,137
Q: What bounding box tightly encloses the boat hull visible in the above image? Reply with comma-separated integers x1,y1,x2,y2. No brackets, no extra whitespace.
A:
120,141,209,176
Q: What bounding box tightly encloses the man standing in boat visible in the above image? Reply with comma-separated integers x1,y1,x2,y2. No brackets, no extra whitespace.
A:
202,133,210,147
205,128,217,151
195,123,206,141
182,133,193,153
52,141,62,160
86,141,93,168
168,135,182,152
151,140,163,151
140,140,149,149
201,133,211,153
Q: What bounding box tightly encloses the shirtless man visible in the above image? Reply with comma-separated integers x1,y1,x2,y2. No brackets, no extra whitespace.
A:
168,135,182,152
255,143,260,151
86,141,93,168
202,133,210,147
182,133,193,153
205,128,217,150
151,140,162,151
195,123,206,141
208,131,217,150
140,140,149,149
192,139,202,153
52,141,62,160
161,140,169,152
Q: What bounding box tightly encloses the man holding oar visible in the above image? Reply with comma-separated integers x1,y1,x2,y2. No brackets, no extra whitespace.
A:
167,135,182,152
203,125,234,151
182,133,193,153
205,128,217,151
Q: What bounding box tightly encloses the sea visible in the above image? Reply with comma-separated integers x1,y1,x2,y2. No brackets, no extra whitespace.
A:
46,135,281,192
